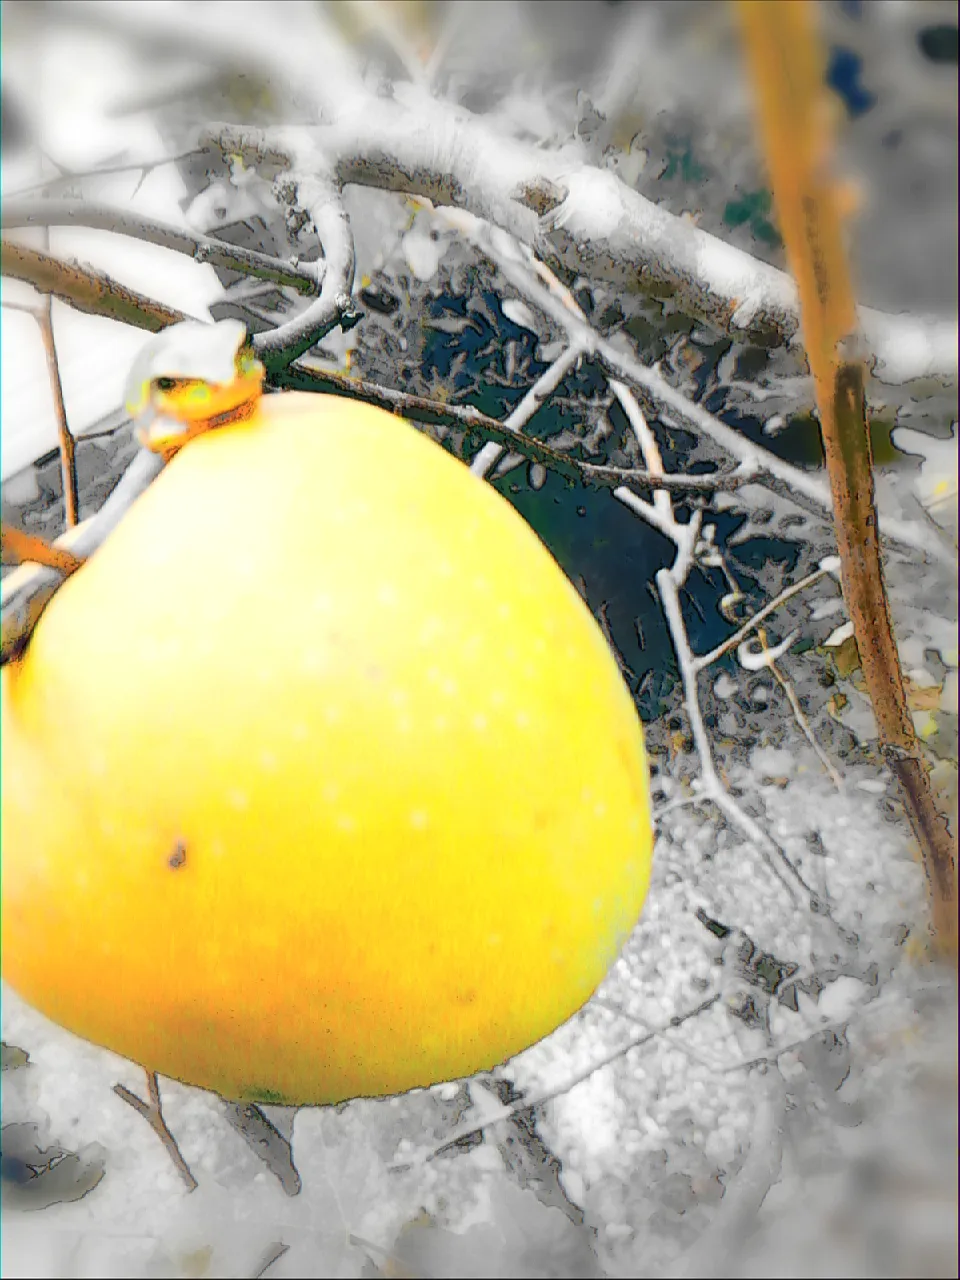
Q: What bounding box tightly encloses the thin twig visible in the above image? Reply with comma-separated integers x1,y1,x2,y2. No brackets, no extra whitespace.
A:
281,361,751,493
1,524,85,576
5,150,204,200
2,200,322,296
113,1071,198,1192
590,994,727,1073
767,650,844,789
249,1242,290,1280
471,342,587,478
1,241,188,331
694,561,839,671
37,296,79,526
388,996,720,1171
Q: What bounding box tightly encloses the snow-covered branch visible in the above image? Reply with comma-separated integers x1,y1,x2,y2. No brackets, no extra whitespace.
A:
209,106,958,387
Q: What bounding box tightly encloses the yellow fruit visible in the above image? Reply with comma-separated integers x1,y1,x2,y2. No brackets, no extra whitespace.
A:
2,391,652,1105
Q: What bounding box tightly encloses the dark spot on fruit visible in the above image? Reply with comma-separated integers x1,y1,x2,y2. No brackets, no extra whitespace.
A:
168,840,187,870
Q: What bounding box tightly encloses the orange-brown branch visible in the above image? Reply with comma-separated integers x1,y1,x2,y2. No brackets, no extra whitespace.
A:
738,0,957,959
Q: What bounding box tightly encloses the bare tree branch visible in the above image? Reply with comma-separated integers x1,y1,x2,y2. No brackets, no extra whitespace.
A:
1,241,188,330
3,200,322,295
206,114,957,385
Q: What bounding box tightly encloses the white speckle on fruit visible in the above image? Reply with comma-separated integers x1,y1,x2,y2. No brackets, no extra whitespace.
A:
90,751,107,778
441,676,459,697
473,576,489,593
472,713,488,732
433,715,449,733
497,602,512,620
311,593,333,614
389,688,409,708
410,809,429,830
438,559,454,579
336,814,357,834
291,722,309,742
302,650,323,675
322,781,340,803
487,933,503,947
377,584,399,607
100,817,116,837
515,711,531,729
228,788,249,811
490,689,506,708
260,751,278,772
324,706,342,726
397,714,413,734
594,802,607,819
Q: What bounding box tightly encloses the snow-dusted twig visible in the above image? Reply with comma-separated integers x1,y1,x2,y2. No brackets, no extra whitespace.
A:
694,559,840,671
388,996,721,1172
2,199,322,297
590,994,728,1074
5,150,204,201
428,204,855,927
432,207,949,564
657,567,819,911
256,169,360,367
55,0,957,385
471,342,587,478
1,240,189,330
211,109,957,386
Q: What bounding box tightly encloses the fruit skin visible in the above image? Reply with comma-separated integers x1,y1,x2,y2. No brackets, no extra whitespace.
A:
2,392,652,1105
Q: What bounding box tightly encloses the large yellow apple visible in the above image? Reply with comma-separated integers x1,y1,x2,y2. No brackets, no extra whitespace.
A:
1,391,652,1105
